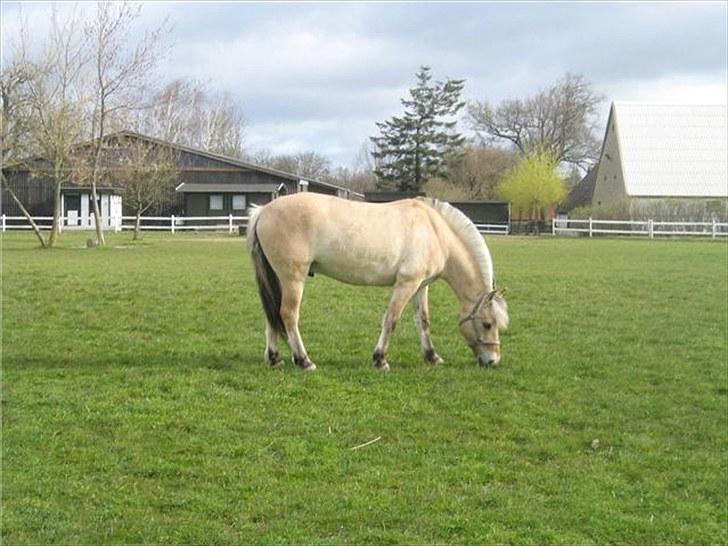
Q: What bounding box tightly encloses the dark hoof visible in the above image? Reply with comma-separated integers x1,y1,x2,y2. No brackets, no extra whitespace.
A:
266,349,284,368
424,349,444,365
373,350,390,372
294,354,317,371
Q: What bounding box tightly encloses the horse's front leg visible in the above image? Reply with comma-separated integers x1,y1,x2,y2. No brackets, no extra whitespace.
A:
373,280,421,372
280,279,317,371
413,285,444,365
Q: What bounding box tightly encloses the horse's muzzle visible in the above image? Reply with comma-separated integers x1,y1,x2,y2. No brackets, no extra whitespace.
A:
478,352,500,367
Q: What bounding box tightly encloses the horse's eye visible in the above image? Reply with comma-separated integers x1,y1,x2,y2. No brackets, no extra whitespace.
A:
482,322,492,330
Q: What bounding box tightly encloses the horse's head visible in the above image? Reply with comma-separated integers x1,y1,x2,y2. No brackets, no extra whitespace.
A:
458,289,509,367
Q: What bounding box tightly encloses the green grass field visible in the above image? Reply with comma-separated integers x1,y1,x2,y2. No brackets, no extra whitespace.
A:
2,231,727,545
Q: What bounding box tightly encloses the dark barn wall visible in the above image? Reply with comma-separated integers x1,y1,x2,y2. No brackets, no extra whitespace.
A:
3,134,353,219
449,201,510,224
1,170,55,217
183,192,275,216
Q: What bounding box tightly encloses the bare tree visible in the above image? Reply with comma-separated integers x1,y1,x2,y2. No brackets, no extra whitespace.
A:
468,73,603,170
250,150,332,180
10,8,89,248
114,139,177,240
0,59,48,246
84,2,167,246
448,145,518,199
134,79,246,158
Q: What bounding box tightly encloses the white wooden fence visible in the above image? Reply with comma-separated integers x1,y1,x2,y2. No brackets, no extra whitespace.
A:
7,214,724,239
0,214,512,236
553,217,728,239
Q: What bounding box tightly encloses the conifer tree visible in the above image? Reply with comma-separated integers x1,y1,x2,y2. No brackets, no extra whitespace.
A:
371,66,465,191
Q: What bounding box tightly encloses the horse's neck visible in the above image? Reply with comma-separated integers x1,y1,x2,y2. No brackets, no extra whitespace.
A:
442,241,489,312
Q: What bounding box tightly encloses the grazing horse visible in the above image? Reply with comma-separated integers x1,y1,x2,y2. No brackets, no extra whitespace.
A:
247,192,509,371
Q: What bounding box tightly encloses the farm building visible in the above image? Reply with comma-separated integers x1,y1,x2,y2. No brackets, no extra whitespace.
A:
590,102,728,219
1,131,362,228
364,192,511,228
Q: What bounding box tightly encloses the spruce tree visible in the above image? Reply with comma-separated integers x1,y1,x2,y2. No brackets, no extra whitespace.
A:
371,66,465,192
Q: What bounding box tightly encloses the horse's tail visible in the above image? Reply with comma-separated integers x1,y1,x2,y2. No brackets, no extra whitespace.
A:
247,205,287,336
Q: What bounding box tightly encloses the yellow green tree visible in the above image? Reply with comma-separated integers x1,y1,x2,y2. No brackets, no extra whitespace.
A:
496,152,567,223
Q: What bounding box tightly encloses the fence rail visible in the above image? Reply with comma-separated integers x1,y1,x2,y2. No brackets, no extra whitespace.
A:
553,217,728,239
0,214,511,236
3,214,723,239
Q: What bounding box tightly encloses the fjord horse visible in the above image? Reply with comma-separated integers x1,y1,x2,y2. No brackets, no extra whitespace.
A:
247,192,508,371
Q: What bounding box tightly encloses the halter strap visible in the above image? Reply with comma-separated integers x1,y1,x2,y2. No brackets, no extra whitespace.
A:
458,290,494,326
459,290,502,347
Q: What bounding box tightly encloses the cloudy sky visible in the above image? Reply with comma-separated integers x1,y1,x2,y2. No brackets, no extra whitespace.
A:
2,1,726,167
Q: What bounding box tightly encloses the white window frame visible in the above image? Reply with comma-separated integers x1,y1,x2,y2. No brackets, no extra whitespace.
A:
209,194,223,211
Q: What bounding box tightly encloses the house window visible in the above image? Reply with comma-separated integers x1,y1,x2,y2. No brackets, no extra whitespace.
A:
232,194,246,210
209,194,223,211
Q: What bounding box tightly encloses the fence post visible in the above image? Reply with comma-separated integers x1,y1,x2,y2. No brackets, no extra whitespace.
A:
229,213,233,234
712,218,717,240
648,218,654,239
552,218,556,236
171,215,175,234
1,214,5,232
588,217,593,238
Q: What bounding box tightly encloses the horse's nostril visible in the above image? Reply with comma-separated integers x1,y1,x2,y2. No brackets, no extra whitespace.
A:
478,353,499,367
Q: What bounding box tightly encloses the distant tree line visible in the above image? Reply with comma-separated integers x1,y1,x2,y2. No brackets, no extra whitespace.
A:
369,68,603,220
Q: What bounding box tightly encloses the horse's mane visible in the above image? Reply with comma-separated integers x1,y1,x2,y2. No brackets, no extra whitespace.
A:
418,197,494,290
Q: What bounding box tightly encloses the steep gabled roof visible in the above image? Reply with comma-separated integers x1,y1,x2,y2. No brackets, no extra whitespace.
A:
610,102,727,198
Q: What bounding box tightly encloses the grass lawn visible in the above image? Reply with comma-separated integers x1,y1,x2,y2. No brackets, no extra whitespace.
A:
2,231,727,544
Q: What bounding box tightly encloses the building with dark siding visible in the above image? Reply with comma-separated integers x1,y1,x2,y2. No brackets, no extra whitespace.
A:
1,131,362,228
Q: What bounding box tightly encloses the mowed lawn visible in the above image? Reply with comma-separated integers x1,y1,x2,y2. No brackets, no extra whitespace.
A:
2,231,726,545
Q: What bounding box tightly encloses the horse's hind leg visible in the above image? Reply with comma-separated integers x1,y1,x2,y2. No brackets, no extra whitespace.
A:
280,279,317,371
373,280,421,371
264,322,283,367
413,285,444,365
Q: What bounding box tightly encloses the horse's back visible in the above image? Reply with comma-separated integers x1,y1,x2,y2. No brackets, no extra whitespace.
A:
254,193,448,286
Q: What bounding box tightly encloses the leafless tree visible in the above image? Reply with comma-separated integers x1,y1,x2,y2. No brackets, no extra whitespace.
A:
468,73,603,170
84,2,168,246
249,149,332,181
133,79,246,158
114,139,178,240
327,142,378,194
448,144,518,199
9,8,89,248
0,59,48,246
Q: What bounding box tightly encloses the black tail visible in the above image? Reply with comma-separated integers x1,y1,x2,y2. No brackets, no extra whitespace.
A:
249,224,287,336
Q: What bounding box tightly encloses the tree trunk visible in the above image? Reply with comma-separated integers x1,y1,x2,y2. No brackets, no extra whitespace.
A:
47,180,62,248
133,209,141,240
90,183,106,247
1,176,47,248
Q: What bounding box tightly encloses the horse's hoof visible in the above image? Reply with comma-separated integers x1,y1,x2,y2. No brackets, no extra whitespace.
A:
425,350,444,365
265,349,284,368
374,361,390,372
302,362,317,372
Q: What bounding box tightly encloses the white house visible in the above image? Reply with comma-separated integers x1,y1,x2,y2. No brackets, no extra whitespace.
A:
592,102,728,219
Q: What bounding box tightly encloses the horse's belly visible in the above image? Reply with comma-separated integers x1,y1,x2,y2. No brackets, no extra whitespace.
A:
310,254,398,286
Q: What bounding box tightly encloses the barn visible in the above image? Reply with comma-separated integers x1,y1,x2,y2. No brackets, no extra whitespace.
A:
590,102,728,220
1,131,362,228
